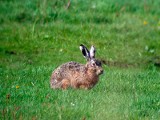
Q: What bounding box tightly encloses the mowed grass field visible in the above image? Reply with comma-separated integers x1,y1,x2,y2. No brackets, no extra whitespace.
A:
0,0,160,119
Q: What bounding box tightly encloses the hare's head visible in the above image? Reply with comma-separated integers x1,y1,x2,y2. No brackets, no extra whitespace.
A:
80,44,103,75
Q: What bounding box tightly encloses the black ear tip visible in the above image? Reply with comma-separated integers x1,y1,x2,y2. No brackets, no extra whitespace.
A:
80,44,84,46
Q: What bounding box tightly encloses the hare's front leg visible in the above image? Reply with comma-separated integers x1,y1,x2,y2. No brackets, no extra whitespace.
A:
77,81,91,90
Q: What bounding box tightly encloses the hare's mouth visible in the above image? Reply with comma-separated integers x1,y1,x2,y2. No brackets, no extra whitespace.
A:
97,69,103,75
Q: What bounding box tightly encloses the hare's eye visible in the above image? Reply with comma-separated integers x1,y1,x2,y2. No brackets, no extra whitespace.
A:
96,61,101,66
91,63,96,66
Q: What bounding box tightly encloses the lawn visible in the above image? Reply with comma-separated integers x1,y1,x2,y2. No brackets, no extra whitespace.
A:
0,0,160,120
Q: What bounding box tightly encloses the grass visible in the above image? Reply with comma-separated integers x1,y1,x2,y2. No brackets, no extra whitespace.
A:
0,0,160,119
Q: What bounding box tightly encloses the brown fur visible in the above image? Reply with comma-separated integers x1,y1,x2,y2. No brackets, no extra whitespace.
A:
50,44,103,90
50,61,103,89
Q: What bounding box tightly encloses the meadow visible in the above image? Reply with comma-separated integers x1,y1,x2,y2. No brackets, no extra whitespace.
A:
0,0,160,119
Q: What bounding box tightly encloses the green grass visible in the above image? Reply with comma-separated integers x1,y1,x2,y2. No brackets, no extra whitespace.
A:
0,0,160,119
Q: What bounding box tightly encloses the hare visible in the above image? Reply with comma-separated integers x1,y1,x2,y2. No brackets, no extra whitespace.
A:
50,44,103,89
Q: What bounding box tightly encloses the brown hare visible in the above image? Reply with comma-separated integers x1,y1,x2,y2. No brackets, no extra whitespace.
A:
50,44,103,89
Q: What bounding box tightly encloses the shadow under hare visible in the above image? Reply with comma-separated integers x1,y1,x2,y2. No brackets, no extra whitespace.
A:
50,44,103,89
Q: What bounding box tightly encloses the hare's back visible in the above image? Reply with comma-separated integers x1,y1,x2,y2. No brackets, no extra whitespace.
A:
53,61,84,77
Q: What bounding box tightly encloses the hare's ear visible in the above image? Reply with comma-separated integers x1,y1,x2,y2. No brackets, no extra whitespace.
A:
90,45,96,58
79,44,90,60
